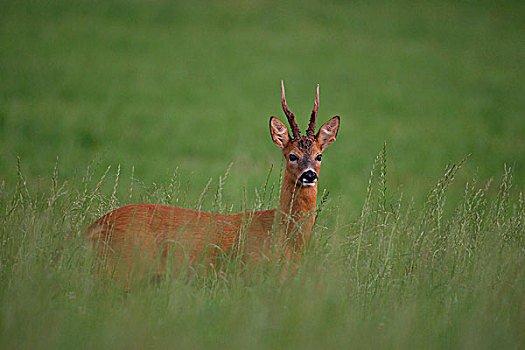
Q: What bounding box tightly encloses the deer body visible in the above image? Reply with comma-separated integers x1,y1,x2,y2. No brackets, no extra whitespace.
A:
85,81,340,285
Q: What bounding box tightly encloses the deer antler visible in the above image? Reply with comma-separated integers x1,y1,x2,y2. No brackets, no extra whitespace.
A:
281,80,301,139
306,84,319,137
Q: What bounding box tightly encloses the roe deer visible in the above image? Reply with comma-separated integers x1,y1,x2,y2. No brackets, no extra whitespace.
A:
85,81,340,286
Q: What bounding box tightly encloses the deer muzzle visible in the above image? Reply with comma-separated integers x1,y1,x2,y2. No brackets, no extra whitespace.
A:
299,170,318,187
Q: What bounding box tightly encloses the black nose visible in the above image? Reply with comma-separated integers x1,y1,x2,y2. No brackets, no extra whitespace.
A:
299,170,318,184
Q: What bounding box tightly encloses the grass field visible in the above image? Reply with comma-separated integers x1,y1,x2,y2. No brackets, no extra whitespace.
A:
1,0,524,349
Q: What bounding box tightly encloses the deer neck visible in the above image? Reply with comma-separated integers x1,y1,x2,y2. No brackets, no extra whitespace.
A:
277,170,317,250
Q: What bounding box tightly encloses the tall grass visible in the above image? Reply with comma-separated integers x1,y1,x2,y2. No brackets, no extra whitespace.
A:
0,153,523,349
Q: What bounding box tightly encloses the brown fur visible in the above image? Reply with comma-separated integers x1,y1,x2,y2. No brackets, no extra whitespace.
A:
85,83,340,287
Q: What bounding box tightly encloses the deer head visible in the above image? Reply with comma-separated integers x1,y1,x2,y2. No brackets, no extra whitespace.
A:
269,81,340,187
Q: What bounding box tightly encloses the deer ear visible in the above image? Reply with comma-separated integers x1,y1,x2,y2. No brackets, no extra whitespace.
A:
269,117,290,149
316,116,340,150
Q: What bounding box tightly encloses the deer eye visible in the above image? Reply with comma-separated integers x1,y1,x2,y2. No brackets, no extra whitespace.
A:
289,154,298,162
316,154,322,162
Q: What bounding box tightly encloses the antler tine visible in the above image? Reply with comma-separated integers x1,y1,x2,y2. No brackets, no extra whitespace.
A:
306,83,319,137
281,80,301,139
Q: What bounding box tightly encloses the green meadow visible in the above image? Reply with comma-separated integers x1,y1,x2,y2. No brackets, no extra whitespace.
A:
1,0,524,349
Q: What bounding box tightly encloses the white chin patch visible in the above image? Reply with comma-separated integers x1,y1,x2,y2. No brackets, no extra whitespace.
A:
302,180,317,187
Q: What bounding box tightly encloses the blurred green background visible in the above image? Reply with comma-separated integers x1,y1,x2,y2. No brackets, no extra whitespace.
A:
1,0,524,212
